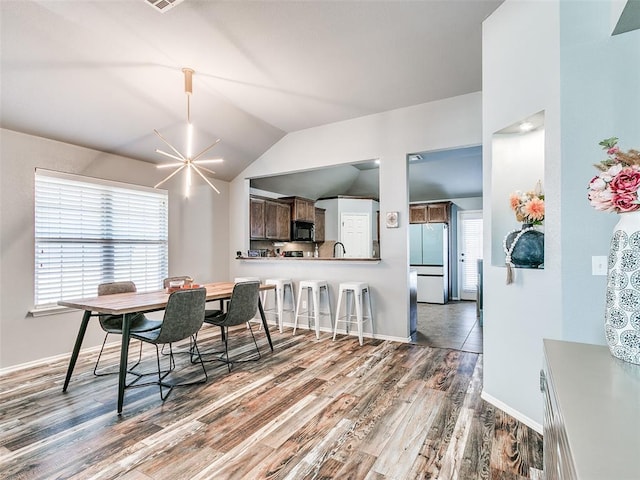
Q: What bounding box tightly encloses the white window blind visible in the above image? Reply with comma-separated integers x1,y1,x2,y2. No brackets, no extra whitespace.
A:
34,169,168,308
461,217,483,292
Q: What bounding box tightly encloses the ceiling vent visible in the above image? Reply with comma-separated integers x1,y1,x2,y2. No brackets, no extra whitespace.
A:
145,0,185,13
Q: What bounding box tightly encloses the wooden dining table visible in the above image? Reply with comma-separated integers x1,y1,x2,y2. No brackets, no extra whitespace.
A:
59,281,275,413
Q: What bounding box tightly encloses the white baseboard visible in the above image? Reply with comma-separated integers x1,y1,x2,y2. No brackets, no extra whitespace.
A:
481,390,543,434
280,322,411,344
0,342,110,375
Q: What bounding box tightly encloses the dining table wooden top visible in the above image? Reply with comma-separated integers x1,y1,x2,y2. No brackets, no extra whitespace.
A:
58,281,275,315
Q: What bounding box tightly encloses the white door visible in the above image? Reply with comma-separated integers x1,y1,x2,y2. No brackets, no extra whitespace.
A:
458,210,483,301
341,213,371,258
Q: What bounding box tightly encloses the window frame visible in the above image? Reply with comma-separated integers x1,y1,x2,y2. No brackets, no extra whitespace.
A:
33,169,169,310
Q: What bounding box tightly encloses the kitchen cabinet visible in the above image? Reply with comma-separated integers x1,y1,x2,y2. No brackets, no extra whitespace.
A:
265,201,291,240
409,202,450,224
409,204,428,223
427,203,449,223
281,196,316,223
250,198,265,239
250,196,290,241
314,208,325,242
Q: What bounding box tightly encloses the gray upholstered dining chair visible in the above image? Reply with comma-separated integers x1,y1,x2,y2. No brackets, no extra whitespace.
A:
128,287,208,401
203,281,261,372
94,281,162,376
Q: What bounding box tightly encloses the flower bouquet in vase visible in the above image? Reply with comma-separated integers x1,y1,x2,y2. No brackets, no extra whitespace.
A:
504,182,545,284
588,137,640,365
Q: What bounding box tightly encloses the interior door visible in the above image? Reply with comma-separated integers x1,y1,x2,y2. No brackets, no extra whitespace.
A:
341,213,371,258
458,210,483,301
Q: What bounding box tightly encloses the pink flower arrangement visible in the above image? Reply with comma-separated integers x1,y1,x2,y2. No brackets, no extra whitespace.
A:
588,138,640,213
509,182,545,225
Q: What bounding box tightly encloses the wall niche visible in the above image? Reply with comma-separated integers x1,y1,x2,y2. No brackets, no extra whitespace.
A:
491,111,545,268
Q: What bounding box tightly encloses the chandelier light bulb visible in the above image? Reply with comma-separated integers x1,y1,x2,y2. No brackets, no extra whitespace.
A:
153,67,222,196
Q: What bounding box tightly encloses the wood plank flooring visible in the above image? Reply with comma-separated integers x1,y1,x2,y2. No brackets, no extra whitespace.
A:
0,324,543,479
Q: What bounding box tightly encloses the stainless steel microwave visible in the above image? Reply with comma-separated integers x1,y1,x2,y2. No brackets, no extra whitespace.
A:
291,221,314,242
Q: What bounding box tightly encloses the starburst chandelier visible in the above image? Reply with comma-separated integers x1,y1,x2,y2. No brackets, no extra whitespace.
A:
153,67,222,196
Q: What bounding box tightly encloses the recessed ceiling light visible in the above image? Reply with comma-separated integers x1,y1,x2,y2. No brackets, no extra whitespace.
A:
519,121,534,132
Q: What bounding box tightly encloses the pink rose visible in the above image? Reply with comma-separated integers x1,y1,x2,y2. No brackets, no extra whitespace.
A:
589,176,607,191
588,188,615,212
610,167,640,194
612,192,640,212
608,146,620,155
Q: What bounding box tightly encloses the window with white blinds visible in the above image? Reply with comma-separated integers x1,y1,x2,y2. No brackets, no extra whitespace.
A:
34,169,168,308
461,216,483,292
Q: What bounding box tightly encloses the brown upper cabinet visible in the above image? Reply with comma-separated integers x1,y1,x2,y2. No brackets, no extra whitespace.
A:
250,197,265,239
281,196,316,223
409,202,450,224
250,196,291,241
314,208,325,243
409,204,428,224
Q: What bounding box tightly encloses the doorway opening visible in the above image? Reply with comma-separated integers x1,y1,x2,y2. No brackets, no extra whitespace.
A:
407,146,483,353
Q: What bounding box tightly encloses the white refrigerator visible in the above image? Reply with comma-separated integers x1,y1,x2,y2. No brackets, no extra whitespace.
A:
410,223,449,304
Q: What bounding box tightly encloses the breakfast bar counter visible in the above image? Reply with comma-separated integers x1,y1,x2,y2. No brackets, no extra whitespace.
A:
237,256,380,262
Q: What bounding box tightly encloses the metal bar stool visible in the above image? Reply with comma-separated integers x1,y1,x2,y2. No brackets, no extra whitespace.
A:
333,282,373,346
262,278,295,333
294,280,332,339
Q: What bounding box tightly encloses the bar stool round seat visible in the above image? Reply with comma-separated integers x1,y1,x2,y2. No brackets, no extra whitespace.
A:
294,280,332,339
333,282,373,346
262,278,295,333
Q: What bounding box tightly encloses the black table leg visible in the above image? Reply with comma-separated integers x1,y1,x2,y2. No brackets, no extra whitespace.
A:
63,310,91,392
258,297,274,351
117,313,132,414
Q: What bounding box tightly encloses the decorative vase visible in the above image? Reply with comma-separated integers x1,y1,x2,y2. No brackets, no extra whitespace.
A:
505,223,544,269
605,211,640,365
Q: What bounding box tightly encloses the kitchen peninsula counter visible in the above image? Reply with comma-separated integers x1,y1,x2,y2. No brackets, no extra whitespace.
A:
238,256,380,263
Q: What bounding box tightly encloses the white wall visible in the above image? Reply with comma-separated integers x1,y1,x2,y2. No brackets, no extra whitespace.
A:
482,0,562,429
483,0,640,429
0,129,230,368
229,93,483,341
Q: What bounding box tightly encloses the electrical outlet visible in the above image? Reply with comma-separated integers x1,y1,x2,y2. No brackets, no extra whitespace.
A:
302,300,307,309
592,256,608,276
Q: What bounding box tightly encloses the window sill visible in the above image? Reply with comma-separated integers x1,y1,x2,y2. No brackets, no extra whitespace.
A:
29,305,74,317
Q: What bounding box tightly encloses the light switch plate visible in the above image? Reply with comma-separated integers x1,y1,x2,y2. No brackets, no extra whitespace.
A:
592,256,608,276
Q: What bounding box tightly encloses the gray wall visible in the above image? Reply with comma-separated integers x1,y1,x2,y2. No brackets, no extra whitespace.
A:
0,129,230,368
482,0,640,429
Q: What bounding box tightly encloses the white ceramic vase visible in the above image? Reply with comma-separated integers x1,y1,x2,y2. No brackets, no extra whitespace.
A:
605,210,640,364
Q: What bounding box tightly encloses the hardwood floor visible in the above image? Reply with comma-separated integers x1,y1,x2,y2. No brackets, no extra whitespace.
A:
0,324,542,479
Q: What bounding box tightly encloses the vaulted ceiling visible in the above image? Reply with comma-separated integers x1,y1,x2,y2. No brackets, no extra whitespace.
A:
1,0,501,186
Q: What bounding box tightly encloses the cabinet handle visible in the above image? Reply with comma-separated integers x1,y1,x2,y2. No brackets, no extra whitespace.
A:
539,369,546,393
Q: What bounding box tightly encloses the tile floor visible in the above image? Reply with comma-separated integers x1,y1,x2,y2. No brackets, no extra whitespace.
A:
411,300,483,353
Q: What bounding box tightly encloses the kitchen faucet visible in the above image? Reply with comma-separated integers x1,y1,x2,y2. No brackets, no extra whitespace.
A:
333,242,346,258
